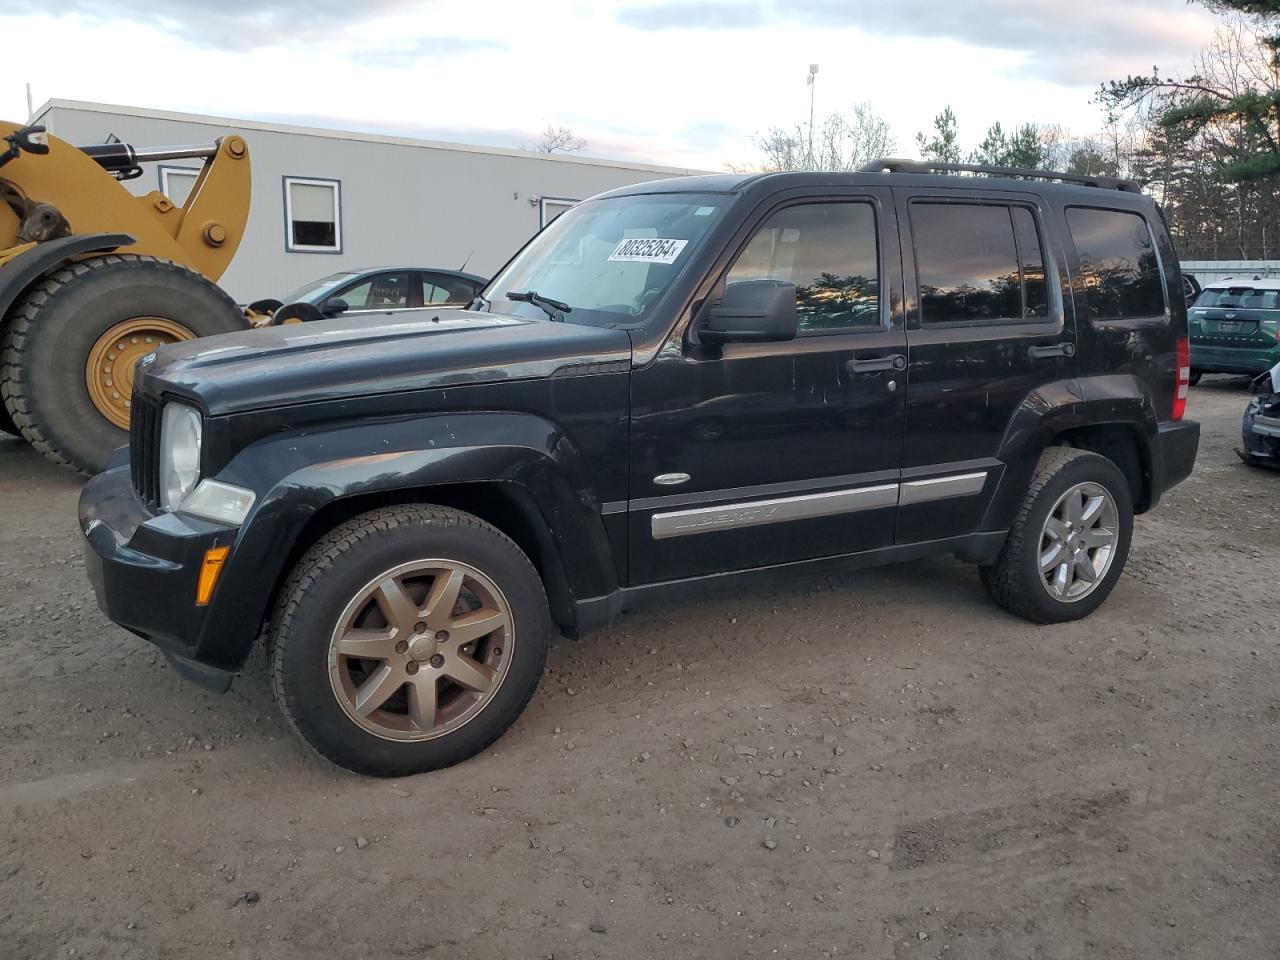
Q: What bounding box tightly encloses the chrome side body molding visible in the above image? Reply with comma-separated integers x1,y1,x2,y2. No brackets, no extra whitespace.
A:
650,472,989,539
898,471,989,506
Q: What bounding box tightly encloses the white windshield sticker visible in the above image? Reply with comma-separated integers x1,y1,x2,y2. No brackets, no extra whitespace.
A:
608,238,688,264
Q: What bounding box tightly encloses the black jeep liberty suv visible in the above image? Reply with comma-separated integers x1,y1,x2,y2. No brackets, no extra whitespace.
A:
80,161,1200,776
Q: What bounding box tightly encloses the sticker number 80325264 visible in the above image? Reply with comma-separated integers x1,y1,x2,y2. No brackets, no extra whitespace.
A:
607,238,689,264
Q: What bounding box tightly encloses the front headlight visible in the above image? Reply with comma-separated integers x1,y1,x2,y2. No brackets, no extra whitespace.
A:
159,402,202,510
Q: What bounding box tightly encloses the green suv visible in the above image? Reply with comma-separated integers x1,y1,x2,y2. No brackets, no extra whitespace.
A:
1189,279,1280,382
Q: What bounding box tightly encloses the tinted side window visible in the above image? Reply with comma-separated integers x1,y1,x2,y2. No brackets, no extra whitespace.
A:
1066,207,1165,319
912,203,1022,323
726,202,879,334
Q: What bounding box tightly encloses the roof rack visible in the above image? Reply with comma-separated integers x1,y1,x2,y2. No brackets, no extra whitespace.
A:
860,158,1142,193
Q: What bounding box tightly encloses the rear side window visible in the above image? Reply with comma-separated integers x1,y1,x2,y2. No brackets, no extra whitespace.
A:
422,274,477,305
910,202,1049,324
726,201,880,334
1066,207,1166,319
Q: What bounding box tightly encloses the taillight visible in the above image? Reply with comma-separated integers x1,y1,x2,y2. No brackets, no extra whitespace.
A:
1173,336,1190,421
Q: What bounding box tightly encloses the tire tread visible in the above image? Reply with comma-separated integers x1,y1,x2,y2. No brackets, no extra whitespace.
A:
979,446,1112,623
269,503,549,777
0,254,241,473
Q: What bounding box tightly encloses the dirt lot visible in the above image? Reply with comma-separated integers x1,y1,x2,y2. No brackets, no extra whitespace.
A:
1,380,1277,960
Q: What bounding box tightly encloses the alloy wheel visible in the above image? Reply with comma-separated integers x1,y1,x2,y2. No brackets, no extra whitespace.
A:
328,559,514,741
1038,481,1119,602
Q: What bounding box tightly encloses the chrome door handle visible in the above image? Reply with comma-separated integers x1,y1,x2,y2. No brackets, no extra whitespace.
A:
847,354,907,373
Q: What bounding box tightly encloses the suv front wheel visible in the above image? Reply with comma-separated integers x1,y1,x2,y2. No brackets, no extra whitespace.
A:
270,505,551,776
980,447,1134,623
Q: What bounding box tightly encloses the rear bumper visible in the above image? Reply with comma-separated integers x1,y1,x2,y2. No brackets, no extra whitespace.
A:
1151,419,1199,504
1190,342,1280,375
80,466,240,690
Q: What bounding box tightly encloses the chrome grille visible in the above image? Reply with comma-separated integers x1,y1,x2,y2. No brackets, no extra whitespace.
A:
130,392,161,507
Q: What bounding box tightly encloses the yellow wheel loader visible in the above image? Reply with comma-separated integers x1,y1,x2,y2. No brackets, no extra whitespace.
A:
0,121,250,474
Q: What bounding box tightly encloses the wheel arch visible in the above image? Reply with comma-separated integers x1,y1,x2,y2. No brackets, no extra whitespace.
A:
268,480,579,640
191,415,623,672
983,375,1161,530
1047,421,1152,513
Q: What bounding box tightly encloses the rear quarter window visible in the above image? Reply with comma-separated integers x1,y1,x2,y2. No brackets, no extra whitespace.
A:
1066,207,1166,320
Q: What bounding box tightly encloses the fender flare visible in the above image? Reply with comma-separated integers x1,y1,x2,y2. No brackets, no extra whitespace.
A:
0,232,135,321
982,375,1160,530
189,413,621,671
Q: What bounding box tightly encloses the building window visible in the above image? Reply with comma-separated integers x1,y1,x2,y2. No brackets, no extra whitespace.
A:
159,166,199,207
284,177,342,253
540,197,578,229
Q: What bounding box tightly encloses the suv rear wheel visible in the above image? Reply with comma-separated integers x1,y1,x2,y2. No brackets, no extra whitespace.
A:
980,447,1133,623
270,504,551,776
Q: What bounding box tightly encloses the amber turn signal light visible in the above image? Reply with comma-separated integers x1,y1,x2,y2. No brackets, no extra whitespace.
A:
196,546,230,605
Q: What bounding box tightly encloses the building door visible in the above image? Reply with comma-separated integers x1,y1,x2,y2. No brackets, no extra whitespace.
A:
627,190,908,584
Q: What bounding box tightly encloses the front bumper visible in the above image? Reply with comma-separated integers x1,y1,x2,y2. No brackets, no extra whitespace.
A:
1190,342,1280,375
80,466,241,691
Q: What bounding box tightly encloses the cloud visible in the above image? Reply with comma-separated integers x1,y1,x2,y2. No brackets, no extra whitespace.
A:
617,0,767,30
617,0,1212,83
6,0,433,50
349,35,506,68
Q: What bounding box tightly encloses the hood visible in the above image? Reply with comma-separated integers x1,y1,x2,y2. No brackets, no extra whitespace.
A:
138,309,633,416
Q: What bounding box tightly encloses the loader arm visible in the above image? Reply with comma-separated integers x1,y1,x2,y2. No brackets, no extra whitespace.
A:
0,122,250,282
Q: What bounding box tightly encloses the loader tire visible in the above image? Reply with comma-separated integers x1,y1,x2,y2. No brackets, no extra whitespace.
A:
0,394,17,436
0,255,244,475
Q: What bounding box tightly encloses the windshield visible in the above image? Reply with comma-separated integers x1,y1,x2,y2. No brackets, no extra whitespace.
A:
1195,287,1280,310
283,272,360,304
484,194,729,326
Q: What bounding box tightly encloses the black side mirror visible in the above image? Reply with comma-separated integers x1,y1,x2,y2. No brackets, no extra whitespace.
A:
699,280,798,344
321,297,350,318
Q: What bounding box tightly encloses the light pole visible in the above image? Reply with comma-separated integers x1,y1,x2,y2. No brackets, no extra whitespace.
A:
806,64,819,168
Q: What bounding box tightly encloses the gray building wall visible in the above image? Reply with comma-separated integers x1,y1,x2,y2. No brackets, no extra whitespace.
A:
36,100,704,303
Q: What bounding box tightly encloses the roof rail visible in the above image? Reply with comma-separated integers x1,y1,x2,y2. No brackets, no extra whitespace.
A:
860,158,1142,193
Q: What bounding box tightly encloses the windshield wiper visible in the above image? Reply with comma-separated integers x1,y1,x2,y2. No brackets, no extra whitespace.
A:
506,290,571,322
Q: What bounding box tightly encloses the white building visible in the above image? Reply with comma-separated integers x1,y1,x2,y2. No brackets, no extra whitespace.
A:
33,100,704,303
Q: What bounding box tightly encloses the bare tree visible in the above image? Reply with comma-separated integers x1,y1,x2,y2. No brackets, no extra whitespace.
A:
534,124,587,154
754,102,897,172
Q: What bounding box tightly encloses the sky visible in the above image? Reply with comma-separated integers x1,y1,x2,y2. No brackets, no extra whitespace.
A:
0,0,1221,171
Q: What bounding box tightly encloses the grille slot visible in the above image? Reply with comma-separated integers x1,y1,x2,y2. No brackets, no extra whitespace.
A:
130,393,161,507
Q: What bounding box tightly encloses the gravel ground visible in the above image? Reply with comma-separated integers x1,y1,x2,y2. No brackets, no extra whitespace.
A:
1,378,1277,960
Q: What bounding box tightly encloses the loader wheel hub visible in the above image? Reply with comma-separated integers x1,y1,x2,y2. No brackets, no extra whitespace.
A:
85,318,195,430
